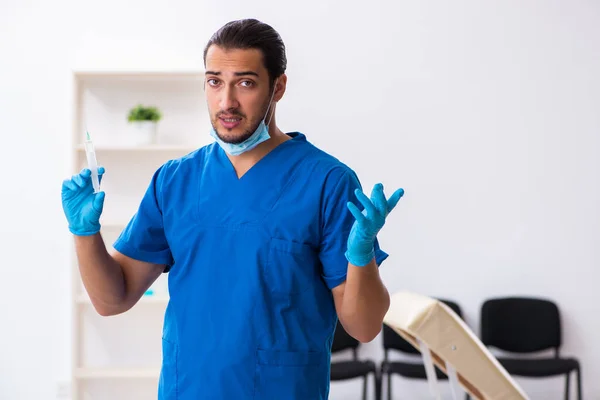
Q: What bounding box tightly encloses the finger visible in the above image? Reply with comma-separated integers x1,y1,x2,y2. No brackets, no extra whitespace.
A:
354,188,377,217
370,183,387,214
92,191,105,214
97,166,105,184
73,169,91,188
387,188,405,212
347,202,367,225
62,178,77,192
73,173,87,188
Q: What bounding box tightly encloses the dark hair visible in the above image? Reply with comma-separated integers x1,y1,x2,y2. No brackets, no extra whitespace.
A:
203,19,287,88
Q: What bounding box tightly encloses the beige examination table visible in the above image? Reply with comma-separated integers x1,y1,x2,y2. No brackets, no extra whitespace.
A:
383,291,530,400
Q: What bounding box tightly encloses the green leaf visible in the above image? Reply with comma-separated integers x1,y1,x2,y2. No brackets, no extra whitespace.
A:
127,104,162,122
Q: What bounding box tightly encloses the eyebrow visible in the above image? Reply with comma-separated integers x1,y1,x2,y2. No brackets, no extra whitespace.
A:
205,70,259,77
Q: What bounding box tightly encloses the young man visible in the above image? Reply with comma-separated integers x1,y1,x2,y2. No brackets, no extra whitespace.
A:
61,19,404,400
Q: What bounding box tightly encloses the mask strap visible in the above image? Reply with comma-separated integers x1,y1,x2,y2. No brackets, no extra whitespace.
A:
264,78,278,126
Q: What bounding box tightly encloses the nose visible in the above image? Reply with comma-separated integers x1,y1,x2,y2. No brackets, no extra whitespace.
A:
219,86,239,111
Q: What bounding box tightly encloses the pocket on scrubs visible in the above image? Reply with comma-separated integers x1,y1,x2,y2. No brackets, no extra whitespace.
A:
158,338,178,399
266,238,318,296
254,349,326,399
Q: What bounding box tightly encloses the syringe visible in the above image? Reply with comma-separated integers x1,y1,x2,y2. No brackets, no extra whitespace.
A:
84,131,100,193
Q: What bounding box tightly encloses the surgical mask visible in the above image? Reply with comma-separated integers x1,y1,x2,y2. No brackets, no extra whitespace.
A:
210,80,277,156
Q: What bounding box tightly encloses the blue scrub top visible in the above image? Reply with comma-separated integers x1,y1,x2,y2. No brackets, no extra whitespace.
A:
113,132,388,400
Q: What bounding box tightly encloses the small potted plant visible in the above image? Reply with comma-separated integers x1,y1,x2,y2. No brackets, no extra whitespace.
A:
126,104,162,145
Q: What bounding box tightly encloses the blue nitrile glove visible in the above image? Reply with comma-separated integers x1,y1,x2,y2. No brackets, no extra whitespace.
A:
61,167,106,236
345,183,404,266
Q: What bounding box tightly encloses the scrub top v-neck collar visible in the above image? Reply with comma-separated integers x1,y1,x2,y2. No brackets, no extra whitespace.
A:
196,131,308,228
215,132,303,183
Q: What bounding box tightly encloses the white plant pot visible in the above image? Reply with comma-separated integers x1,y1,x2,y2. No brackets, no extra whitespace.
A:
125,121,158,146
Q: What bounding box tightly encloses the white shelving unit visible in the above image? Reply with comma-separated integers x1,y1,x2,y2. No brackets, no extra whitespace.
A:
70,70,209,400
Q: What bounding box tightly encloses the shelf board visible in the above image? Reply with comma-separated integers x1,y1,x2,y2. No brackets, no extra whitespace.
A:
100,222,127,230
74,367,160,379
73,70,205,83
76,294,169,305
76,144,199,153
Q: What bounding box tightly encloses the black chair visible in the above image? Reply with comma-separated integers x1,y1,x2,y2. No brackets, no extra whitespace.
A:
480,297,582,400
330,319,380,400
381,298,464,400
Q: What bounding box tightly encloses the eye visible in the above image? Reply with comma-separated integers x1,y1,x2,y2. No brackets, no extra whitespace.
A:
206,78,220,87
240,80,255,88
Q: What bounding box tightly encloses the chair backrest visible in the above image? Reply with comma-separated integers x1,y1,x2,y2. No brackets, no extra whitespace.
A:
331,319,359,354
480,297,561,353
383,298,463,354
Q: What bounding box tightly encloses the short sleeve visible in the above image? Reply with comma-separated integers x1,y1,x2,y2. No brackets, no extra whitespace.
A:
319,168,389,290
113,164,174,270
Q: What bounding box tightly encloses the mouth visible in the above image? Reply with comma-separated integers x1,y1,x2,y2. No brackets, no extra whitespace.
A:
218,115,242,129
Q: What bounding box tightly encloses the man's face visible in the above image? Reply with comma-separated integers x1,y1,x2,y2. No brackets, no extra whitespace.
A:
205,45,273,144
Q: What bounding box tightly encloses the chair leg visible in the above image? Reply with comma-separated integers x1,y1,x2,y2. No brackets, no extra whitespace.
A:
362,375,368,400
577,367,582,400
375,371,382,400
565,371,571,400
387,372,392,400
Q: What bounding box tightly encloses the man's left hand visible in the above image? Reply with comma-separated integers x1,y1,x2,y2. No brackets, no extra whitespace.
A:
344,183,404,267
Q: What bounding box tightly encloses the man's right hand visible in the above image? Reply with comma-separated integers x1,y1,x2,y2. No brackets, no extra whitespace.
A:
62,167,105,235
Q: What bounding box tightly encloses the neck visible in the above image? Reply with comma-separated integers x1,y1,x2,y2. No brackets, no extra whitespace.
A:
244,112,289,156
225,116,291,175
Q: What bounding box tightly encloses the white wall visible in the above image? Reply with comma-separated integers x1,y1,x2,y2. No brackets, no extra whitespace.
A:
1,0,599,399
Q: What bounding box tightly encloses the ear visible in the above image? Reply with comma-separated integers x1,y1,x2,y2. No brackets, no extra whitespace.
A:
274,74,287,102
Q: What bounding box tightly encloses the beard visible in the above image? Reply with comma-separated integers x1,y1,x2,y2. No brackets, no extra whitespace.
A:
211,117,262,144
210,96,272,144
